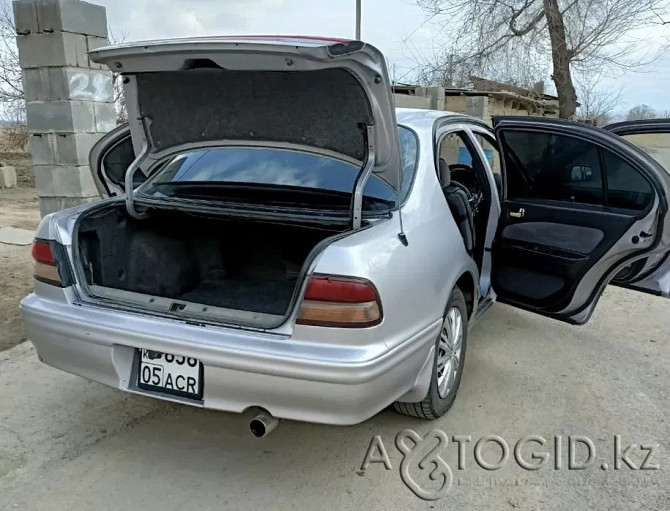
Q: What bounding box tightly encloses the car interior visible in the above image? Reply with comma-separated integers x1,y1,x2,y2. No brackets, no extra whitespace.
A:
437,131,494,272
492,128,656,314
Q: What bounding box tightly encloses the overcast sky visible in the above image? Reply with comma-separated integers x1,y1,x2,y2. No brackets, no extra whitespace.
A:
82,1,670,114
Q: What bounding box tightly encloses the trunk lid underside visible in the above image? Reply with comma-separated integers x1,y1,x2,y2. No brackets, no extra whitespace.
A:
89,37,403,193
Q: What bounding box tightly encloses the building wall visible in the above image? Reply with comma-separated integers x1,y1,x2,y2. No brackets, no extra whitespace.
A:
443,95,559,124
395,86,558,175
393,94,432,110
488,97,536,118
444,95,467,114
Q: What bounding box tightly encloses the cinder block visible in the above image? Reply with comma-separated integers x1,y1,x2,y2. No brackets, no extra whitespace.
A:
86,35,110,70
38,196,98,215
23,67,113,102
17,31,88,69
93,102,116,132
38,196,62,216
13,1,39,35
466,96,489,120
26,101,80,132
21,68,44,101
28,133,54,164
40,195,99,215
60,196,99,210
26,100,102,133
56,132,105,165
31,132,104,165
34,164,98,197
0,166,17,188
37,0,108,38
67,69,114,102
415,86,446,110
14,0,108,37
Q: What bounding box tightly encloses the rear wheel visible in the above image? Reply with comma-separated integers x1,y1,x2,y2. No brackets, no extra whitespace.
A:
394,286,468,419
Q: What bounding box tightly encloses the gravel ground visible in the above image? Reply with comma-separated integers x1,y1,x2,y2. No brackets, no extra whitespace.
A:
0,187,40,352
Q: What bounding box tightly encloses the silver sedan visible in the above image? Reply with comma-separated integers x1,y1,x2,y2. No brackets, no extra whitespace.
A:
21,37,670,433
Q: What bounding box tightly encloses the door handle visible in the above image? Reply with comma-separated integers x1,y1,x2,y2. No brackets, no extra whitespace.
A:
509,208,525,218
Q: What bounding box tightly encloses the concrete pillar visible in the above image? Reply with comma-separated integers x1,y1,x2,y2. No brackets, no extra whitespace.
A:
14,0,116,216
415,86,446,111
466,96,489,122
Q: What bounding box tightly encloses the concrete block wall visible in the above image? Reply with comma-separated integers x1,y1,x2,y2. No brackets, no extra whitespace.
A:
444,95,467,114
0,166,18,188
392,94,432,110
465,96,489,121
14,0,115,216
414,86,446,111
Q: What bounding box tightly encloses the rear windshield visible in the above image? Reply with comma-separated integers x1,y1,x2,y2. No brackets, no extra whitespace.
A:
140,127,418,210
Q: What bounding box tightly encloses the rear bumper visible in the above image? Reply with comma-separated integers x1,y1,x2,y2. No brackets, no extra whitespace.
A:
20,292,438,425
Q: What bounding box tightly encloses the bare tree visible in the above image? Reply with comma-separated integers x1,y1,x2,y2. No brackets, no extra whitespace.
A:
113,73,127,123
108,28,128,123
0,3,27,150
626,104,660,120
575,72,622,126
414,49,546,91
416,0,669,119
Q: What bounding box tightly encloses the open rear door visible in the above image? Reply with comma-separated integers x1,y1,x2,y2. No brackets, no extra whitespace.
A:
491,117,670,325
603,119,670,297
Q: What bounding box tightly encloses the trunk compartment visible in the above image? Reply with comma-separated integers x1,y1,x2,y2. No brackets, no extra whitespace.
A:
75,205,346,327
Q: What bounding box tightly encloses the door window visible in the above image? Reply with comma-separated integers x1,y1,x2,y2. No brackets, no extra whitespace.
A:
437,131,485,192
439,132,473,168
101,136,144,188
499,130,653,210
602,151,654,210
619,132,670,173
473,134,502,175
500,131,604,205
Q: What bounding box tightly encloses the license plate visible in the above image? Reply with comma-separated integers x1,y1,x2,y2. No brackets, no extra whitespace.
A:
137,349,202,399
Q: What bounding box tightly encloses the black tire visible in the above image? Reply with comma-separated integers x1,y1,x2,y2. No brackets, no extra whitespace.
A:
394,286,468,420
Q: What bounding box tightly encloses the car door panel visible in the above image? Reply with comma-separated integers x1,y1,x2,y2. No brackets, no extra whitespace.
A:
492,117,670,324
501,221,605,253
494,198,637,311
604,119,670,297
621,254,670,296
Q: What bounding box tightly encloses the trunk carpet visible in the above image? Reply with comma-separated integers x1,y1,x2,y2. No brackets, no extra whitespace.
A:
178,278,297,316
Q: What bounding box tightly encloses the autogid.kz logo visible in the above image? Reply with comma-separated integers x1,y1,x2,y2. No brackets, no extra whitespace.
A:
359,430,660,501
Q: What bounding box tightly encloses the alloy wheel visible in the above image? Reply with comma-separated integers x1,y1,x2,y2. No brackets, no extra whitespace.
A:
436,306,464,398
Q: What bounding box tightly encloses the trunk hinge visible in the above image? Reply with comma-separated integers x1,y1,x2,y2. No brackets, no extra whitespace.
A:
351,125,376,230
397,207,408,246
350,124,408,245
124,116,152,219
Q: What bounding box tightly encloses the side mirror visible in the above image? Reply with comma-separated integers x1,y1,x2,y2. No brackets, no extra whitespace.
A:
570,165,593,182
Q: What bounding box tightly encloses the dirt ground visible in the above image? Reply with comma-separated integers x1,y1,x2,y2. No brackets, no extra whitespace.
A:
0,287,667,511
0,152,35,188
0,158,40,352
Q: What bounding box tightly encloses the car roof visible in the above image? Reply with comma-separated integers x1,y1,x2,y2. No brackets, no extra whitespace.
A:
395,108,484,130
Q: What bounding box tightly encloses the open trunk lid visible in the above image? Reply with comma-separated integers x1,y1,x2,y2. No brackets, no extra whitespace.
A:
89,36,403,221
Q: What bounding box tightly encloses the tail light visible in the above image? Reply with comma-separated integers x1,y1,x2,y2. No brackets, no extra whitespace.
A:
32,239,64,287
297,274,383,328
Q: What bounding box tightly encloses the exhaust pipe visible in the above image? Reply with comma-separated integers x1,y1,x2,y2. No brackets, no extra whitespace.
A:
249,411,279,438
